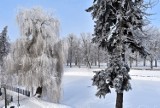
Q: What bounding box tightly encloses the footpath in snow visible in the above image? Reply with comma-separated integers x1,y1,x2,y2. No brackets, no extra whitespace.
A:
0,90,70,108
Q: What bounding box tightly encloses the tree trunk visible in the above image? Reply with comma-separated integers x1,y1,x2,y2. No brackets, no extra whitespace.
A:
95,58,97,66
155,59,157,67
75,57,78,66
67,59,69,66
87,60,91,68
78,58,81,68
98,48,100,68
135,52,138,67
70,62,72,68
98,62,100,68
143,57,146,67
69,51,72,68
130,59,132,68
150,57,153,69
78,63,81,68
116,93,123,108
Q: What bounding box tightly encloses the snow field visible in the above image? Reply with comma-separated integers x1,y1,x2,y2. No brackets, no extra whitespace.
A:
61,67,160,108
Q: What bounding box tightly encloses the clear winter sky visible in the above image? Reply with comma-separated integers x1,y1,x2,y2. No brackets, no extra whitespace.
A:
0,0,160,42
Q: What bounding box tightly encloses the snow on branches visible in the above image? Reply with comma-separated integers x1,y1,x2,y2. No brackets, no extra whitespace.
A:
4,7,63,103
87,0,148,98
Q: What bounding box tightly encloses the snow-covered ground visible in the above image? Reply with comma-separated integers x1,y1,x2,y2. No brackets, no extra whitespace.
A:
0,90,70,108
61,67,160,108
1,66,160,108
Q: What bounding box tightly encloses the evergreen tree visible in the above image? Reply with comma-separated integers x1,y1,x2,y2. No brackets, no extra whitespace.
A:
86,0,148,108
0,26,10,86
0,26,10,63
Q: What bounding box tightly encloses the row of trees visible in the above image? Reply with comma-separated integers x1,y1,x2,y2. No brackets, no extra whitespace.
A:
64,26,160,69
64,33,108,68
127,26,160,69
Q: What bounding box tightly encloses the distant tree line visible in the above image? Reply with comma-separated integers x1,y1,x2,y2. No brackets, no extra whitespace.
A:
64,26,160,70
63,33,108,68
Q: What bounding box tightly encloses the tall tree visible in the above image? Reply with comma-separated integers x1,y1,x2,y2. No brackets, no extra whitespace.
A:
67,34,77,67
0,26,10,63
86,0,148,108
0,26,10,86
4,8,63,103
81,33,92,68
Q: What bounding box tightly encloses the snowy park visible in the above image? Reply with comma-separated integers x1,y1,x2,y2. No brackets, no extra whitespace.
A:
0,0,160,108
1,66,160,108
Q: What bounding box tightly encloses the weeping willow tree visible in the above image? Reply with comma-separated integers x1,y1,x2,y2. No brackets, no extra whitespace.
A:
4,7,63,103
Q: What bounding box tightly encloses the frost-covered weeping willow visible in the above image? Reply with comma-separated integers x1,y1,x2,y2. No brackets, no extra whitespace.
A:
4,8,63,103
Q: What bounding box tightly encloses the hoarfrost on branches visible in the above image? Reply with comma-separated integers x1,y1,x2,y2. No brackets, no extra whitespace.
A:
4,7,63,103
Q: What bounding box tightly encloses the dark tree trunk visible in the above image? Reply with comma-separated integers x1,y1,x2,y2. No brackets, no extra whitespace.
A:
143,57,146,66
75,58,78,66
116,93,123,108
95,58,97,66
130,59,132,68
135,52,138,67
155,59,157,67
67,59,69,66
98,62,100,68
98,48,100,68
78,58,81,68
150,57,153,69
3,87,7,108
69,50,72,68
70,62,72,68
87,60,91,68
116,43,125,108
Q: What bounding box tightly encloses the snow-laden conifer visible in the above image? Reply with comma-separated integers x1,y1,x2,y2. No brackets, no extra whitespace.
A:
86,0,149,108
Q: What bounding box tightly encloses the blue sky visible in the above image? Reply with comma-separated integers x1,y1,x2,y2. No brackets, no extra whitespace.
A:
0,0,160,42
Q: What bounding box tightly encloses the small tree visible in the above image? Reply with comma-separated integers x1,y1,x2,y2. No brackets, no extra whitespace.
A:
86,0,148,108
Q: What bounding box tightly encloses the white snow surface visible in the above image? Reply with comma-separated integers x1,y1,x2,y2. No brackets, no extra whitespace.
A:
0,90,70,108
61,67,160,108
1,66,160,108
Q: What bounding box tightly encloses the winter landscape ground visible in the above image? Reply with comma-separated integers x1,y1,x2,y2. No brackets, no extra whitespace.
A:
1,66,160,108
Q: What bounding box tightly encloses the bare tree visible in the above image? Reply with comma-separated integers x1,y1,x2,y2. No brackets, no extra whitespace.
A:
67,33,78,67
81,33,92,68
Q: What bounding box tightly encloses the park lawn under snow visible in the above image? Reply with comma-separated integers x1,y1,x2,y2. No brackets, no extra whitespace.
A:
61,66,160,108
1,90,70,108
1,66,160,108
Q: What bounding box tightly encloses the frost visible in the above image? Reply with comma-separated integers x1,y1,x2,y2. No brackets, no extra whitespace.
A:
107,24,116,41
87,0,147,98
4,7,63,103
